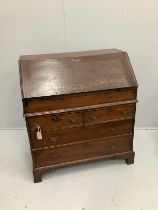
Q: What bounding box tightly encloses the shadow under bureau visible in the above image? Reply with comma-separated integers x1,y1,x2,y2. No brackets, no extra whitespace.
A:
19,49,138,183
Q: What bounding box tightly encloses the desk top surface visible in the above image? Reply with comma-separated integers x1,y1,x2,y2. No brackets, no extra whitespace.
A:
19,49,137,99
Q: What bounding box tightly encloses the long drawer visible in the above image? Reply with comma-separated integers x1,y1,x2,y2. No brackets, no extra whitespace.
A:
30,119,133,149
33,134,133,168
27,103,135,131
24,88,137,114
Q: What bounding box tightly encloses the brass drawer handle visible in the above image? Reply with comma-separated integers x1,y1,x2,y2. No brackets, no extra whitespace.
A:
82,142,89,148
49,136,58,142
91,112,100,121
121,111,128,115
52,115,60,122
69,117,78,123
109,144,117,150
91,116,99,120
110,127,117,133
52,153,60,159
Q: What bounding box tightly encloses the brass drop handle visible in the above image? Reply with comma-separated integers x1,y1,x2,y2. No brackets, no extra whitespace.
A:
121,111,128,115
49,136,58,142
91,112,100,120
110,127,117,133
69,117,78,123
107,107,112,112
91,116,99,120
52,153,60,159
52,115,60,122
109,144,117,150
82,142,89,148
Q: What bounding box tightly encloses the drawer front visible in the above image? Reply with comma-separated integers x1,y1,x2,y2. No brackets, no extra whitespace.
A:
33,135,133,168
24,88,137,114
30,119,133,149
27,112,82,131
84,103,135,124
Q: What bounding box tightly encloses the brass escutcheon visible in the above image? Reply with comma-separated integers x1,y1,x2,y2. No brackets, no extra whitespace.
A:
52,115,60,122
72,57,81,63
107,107,112,112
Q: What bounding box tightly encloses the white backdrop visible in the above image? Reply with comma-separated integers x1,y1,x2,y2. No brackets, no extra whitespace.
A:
0,0,158,128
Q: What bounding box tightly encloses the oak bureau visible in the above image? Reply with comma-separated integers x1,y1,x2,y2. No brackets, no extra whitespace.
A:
19,49,138,183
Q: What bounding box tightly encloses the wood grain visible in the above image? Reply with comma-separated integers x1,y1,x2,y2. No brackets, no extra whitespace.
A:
33,134,133,168
18,49,138,183
29,119,133,149
19,49,137,99
23,88,137,114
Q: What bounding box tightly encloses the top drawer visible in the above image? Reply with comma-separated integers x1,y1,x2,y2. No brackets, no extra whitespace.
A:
23,88,137,114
